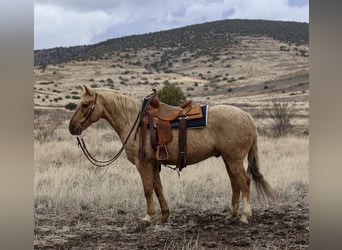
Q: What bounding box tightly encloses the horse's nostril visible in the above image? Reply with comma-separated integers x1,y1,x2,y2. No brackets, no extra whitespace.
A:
69,124,76,135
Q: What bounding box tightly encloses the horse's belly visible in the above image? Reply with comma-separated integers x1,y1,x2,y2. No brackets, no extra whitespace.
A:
162,127,218,165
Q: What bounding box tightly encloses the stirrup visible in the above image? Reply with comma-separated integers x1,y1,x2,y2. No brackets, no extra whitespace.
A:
156,145,169,161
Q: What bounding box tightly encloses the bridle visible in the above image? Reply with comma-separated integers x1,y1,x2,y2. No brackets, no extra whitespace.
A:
76,92,141,168
78,93,98,134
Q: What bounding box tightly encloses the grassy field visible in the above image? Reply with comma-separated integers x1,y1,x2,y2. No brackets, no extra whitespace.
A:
34,107,309,249
34,119,308,215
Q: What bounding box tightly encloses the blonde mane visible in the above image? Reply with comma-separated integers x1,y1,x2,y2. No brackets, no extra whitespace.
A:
96,89,141,116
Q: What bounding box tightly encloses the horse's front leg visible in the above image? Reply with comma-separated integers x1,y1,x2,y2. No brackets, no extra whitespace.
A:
153,162,170,223
136,162,156,222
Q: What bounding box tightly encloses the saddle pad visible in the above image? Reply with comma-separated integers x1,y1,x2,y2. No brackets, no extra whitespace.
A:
170,105,208,129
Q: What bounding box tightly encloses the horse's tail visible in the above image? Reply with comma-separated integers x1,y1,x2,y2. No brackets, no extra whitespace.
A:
247,134,276,202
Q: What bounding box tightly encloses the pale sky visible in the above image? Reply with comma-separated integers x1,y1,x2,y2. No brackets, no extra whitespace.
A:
34,0,309,50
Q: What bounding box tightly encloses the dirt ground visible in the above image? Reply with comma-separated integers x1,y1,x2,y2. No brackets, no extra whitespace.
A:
34,194,308,249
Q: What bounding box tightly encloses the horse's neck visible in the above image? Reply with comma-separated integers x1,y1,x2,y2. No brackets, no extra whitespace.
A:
100,91,140,140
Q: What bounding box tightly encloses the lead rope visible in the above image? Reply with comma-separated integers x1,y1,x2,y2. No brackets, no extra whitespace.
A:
76,111,141,168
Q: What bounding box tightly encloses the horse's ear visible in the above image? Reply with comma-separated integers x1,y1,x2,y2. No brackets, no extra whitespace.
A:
83,85,94,96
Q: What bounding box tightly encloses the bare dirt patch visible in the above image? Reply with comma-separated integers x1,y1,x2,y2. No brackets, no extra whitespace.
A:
34,197,308,249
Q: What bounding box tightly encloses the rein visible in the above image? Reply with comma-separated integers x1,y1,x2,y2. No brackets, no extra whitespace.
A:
76,104,141,168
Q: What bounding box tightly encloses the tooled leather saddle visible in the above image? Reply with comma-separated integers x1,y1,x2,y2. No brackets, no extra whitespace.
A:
138,90,204,171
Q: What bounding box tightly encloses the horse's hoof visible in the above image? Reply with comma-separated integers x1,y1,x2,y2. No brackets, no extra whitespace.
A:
225,214,233,221
239,214,250,224
240,217,248,224
226,208,238,222
142,214,153,222
226,213,238,222
161,215,169,224
161,210,170,224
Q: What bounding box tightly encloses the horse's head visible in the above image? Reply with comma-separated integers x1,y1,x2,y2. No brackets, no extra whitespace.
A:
69,85,104,135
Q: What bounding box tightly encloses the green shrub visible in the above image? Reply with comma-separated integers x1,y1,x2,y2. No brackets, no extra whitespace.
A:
158,84,186,106
65,102,77,111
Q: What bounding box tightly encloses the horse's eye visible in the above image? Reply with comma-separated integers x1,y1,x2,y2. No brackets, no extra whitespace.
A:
81,103,89,108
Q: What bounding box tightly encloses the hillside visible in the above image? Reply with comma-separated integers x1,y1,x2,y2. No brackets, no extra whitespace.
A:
34,19,308,66
34,19,309,135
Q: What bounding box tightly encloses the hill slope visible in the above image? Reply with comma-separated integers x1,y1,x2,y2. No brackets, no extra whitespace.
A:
34,19,309,135
34,19,308,66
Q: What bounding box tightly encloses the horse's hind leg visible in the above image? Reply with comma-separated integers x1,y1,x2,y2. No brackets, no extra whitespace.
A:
223,157,251,223
225,170,240,221
153,162,170,223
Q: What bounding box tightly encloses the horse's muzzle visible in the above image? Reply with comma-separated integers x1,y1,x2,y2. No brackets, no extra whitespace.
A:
69,124,82,135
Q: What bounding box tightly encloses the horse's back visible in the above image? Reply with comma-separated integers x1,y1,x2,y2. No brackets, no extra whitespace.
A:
208,105,257,136
163,104,257,164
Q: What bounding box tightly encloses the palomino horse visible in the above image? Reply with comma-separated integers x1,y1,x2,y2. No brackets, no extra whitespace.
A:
69,86,274,224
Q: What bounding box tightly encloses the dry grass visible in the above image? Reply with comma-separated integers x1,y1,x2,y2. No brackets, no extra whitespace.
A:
34,121,308,216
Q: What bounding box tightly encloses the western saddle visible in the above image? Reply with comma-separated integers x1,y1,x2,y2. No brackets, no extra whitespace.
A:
139,90,203,171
